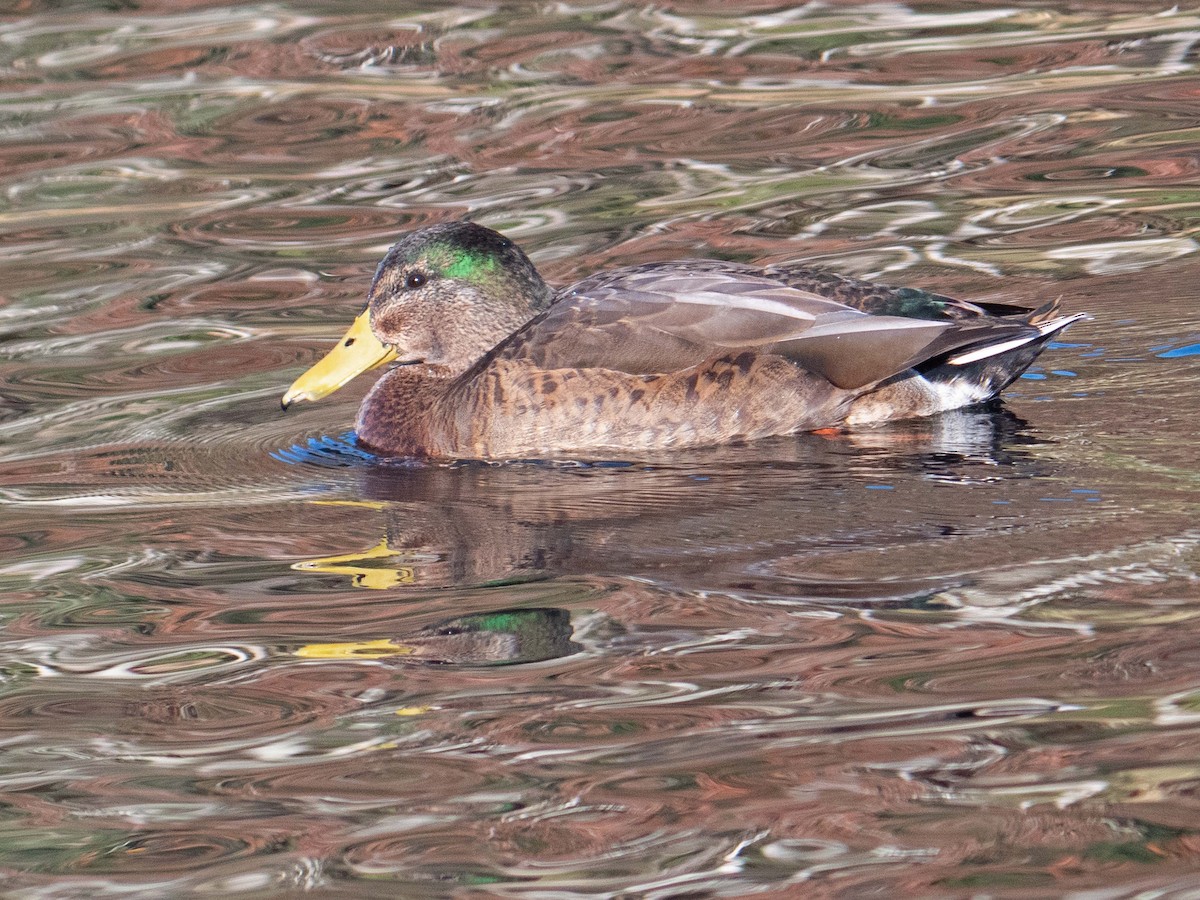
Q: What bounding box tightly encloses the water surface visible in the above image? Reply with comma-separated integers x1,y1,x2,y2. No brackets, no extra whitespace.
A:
1,1,1199,895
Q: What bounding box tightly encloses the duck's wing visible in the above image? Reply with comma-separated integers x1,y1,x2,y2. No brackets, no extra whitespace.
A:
489,261,1048,391
765,263,1039,320
491,262,918,388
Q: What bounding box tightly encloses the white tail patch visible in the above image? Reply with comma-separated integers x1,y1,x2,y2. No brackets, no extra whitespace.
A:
947,335,1038,366
947,313,1085,366
1036,312,1087,336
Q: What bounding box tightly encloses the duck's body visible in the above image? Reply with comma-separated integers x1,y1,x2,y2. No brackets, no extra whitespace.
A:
283,223,1082,459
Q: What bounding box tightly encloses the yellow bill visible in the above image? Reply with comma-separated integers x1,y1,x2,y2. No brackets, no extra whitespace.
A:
294,639,414,660
282,310,397,408
290,538,416,590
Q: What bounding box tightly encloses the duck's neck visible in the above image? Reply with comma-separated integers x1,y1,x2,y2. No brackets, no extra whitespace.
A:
354,364,460,457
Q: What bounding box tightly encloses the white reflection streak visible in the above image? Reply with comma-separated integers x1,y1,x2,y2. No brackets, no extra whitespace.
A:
1045,237,1199,275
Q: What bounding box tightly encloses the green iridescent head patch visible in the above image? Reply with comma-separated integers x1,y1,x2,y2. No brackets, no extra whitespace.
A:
431,245,499,283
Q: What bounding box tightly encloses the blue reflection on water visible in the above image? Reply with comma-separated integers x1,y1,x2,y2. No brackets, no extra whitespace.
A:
1157,343,1200,358
271,432,379,467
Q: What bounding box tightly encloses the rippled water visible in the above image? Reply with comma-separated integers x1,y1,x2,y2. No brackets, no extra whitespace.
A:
2,0,1199,894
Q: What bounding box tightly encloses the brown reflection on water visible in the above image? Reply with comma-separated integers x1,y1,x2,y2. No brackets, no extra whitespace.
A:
2,0,1200,894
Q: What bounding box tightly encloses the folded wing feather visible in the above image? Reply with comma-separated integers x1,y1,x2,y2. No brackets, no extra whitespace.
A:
493,261,1038,390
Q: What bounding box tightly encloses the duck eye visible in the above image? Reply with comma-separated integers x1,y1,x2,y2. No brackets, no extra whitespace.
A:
405,272,426,290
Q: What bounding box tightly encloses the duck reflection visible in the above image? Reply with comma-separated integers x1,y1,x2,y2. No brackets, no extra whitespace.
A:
287,405,1047,594
295,607,582,666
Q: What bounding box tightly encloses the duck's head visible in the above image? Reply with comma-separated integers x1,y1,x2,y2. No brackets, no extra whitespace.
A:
282,222,553,408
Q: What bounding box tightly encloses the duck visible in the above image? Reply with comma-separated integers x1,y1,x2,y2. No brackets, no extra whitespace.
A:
281,221,1083,459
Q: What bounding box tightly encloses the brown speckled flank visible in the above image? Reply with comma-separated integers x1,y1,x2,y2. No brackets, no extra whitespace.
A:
356,354,846,458
318,222,1082,458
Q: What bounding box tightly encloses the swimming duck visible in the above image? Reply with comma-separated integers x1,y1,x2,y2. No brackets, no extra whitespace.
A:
282,222,1082,458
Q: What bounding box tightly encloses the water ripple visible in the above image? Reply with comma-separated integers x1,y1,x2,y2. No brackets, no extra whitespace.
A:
2,0,1200,894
